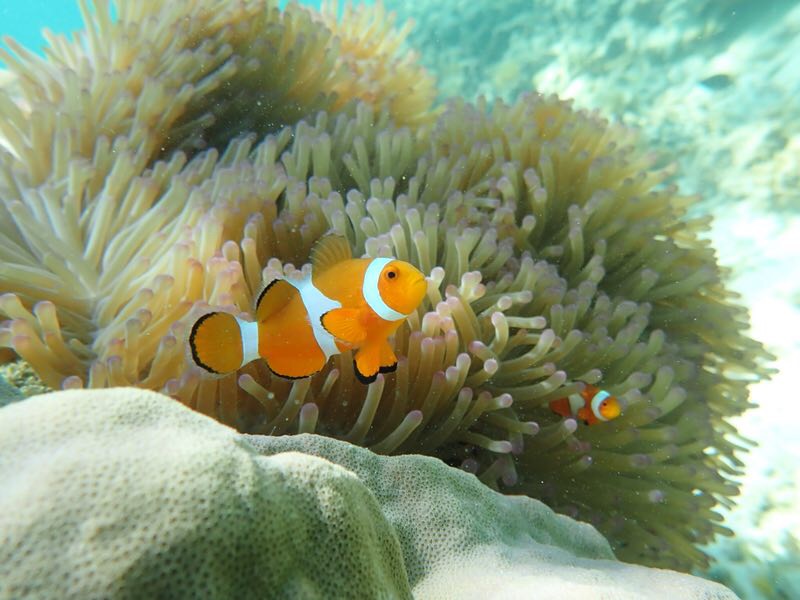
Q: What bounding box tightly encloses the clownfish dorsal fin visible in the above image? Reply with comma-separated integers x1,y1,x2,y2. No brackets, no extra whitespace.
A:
309,234,352,276
255,278,297,322
321,308,366,344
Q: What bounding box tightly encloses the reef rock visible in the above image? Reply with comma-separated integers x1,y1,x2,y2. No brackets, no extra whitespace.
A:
0,388,738,599
0,374,22,407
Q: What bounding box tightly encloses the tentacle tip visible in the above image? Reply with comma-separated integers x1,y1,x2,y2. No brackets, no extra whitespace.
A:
460,458,479,474
468,340,487,353
525,421,540,436
61,375,83,390
33,299,56,310
501,471,518,487
163,378,181,396
406,409,423,423
299,402,319,418
494,440,513,454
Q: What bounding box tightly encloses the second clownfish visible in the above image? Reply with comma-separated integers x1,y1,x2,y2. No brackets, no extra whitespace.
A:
549,384,622,426
189,234,427,383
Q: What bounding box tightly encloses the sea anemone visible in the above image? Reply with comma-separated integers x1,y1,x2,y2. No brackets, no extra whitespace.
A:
318,0,437,127
0,0,770,572
0,0,433,386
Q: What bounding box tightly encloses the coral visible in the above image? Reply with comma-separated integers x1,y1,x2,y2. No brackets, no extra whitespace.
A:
0,372,23,407
705,535,800,600
0,360,48,399
0,387,739,599
386,0,800,211
750,133,800,211
0,387,411,599
0,0,771,573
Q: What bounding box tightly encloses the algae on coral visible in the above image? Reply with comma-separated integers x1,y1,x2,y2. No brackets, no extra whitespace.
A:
0,373,23,407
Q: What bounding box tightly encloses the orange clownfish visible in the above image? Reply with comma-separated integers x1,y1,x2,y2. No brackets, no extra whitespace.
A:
549,384,622,426
189,234,427,384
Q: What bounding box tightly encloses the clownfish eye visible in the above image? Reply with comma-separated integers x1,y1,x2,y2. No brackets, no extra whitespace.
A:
385,269,398,280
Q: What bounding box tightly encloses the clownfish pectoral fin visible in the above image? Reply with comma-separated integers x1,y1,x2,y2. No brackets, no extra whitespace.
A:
309,233,352,276
549,398,570,418
576,406,595,425
255,278,296,322
320,308,366,345
377,341,397,374
353,345,382,384
189,312,244,375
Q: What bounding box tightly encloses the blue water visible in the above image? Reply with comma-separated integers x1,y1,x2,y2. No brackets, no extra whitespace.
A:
0,0,329,67
0,1,84,64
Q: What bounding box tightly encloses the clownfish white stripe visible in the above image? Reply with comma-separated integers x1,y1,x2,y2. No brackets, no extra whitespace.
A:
363,257,407,322
287,276,342,359
568,393,585,416
237,317,261,366
591,389,611,421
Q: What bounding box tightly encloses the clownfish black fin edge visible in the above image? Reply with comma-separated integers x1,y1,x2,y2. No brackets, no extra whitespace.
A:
353,360,378,385
255,278,297,322
189,312,223,375
265,362,317,381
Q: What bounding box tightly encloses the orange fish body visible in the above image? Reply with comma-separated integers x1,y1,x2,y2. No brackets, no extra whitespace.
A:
189,235,427,383
549,384,622,425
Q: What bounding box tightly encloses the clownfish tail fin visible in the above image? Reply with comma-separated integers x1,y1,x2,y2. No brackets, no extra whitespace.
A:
189,312,257,375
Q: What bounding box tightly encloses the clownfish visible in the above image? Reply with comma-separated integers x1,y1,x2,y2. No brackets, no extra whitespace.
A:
549,384,622,426
188,234,427,384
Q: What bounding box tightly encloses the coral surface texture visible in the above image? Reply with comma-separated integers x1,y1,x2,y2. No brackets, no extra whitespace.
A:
0,387,740,600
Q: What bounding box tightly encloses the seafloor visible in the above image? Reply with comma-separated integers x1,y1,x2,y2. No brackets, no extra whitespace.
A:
384,0,800,596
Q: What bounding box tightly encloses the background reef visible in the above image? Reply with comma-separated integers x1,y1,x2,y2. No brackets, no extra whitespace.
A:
387,0,800,213
0,0,777,580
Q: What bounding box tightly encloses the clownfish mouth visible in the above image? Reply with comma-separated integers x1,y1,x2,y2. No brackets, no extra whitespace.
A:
413,275,428,295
